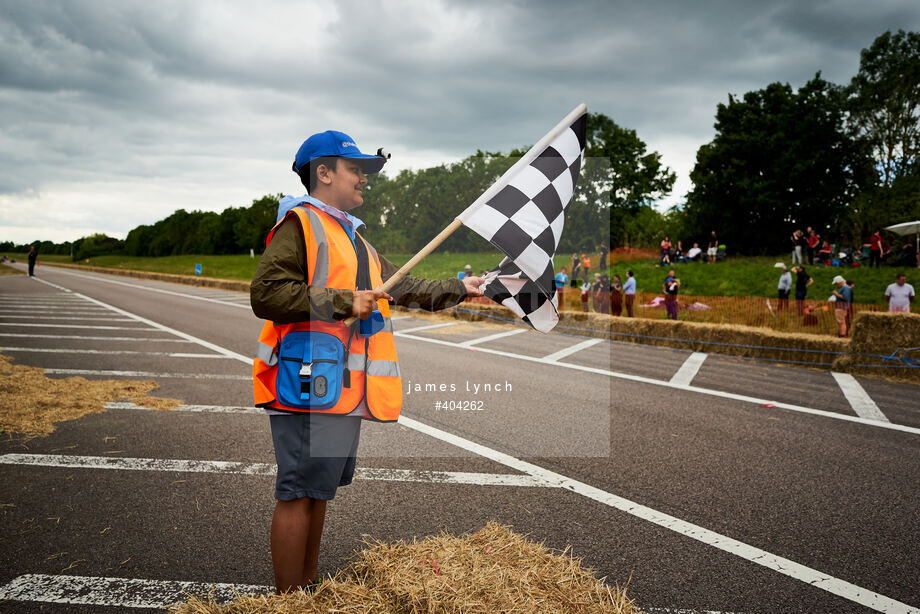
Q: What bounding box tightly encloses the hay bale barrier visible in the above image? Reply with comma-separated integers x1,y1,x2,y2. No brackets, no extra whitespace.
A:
833,311,920,382
0,352,180,436
170,522,638,614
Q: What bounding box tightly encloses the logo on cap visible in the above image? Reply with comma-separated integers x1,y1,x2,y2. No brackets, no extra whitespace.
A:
342,141,356,148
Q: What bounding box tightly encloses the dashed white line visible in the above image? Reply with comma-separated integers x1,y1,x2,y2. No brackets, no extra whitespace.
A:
0,323,151,330
0,333,191,342
106,401,260,413
0,454,550,487
32,277,252,363
395,321,460,334
43,368,250,380
670,352,708,387
394,331,920,437
831,372,890,423
541,337,603,362
40,266,251,310
0,346,227,358
457,327,528,347
0,574,269,608
0,314,134,321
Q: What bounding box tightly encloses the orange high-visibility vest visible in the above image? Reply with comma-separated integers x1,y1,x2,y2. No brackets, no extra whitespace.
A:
252,204,402,421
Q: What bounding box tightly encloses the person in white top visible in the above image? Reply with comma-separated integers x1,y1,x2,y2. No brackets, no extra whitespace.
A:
885,273,915,313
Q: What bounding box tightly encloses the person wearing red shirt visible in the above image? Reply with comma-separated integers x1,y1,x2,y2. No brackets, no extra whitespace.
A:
806,227,820,265
869,230,883,268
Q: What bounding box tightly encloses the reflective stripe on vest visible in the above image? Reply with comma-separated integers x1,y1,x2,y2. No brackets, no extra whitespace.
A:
252,204,402,421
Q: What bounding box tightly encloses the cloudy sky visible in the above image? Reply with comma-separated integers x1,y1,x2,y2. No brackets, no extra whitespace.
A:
2,0,919,244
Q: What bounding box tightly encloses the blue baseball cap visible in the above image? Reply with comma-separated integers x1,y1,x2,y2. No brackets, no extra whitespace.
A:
292,130,387,175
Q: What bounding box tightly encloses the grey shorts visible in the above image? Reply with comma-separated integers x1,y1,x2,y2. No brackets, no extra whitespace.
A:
269,412,362,501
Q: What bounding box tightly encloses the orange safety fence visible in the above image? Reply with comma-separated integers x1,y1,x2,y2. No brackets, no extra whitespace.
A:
466,288,918,337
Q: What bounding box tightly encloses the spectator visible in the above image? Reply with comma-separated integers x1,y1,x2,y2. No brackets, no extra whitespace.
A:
885,273,915,313
580,278,592,312
869,229,883,268
845,279,855,333
611,274,623,316
591,273,602,312
660,236,671,265
817,239,832,263
684,242,702,263
674,240,684,263
554,267,568,291
570,253,581,287
790,230,802,264
581,253,592,280
458,264,473,279
777,266,791,310
707,230,719,264
806,227,820,265
623,270,636,317
793,265,812,314
599,241,608,270
27,244,38,277
831,275,851,337
598,274,612,314
663,269,680,320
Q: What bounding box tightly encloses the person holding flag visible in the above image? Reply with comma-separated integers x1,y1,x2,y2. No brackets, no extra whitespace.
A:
250,131,483,594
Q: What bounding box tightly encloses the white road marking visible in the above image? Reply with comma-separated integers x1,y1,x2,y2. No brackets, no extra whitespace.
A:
396,415,919,614
0,346,227,358
106,401,261,413
0,454,551,487
0,314,134,321
33,277,252,363
395,331,920,437
0,574,269,608
394,321,460,334
0,323,151,330
669,352,708,387
457,327,528,347
541,337,603,362
40,266,251,309
95,400,920,613
43,368,250,380
0,333,192,342
22,274,920,612
831,372,890,423
0,306,108,313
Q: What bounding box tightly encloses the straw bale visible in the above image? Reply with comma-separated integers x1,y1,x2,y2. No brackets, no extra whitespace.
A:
0,352,180,436
833,311,920,382
169,522,638,614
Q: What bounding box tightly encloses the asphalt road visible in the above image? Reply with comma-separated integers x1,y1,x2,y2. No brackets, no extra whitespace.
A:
1,264,919,614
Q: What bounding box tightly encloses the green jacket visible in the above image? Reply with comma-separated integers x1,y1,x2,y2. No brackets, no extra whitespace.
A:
250,216,467,324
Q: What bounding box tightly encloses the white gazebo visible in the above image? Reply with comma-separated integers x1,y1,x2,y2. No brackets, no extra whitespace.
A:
884,220,920,267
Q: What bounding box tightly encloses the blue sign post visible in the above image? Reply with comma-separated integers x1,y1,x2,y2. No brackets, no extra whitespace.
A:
195,263,202,275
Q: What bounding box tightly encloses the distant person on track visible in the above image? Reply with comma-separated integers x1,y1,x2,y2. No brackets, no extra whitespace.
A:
623,270,636,317
250,130,484,594
27,245,37,277
885,273,915,313
777,265,791,310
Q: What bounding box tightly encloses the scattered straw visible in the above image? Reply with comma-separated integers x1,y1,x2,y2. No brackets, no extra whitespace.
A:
0,352,180,437
170,522,638,614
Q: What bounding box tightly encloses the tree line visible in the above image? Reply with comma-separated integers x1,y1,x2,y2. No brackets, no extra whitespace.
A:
5,30,918,259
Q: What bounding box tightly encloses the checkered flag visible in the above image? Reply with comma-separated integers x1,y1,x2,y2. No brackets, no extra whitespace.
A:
458,104,587,332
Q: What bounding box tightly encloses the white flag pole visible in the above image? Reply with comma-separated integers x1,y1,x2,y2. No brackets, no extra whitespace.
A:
343,103,587,325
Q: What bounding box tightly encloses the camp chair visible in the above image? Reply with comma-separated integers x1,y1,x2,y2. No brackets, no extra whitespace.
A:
716,244,727,260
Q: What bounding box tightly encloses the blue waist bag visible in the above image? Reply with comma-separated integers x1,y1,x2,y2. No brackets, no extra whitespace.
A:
276,331,344,409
